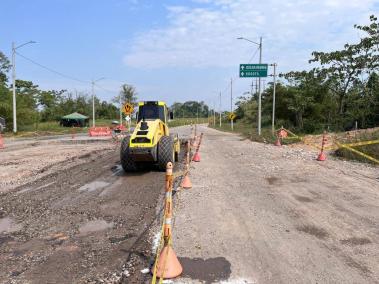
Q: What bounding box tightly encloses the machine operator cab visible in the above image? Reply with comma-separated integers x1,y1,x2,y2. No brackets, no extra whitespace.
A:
136,101,173,124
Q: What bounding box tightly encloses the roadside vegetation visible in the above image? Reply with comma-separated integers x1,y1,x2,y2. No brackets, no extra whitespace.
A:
233,15,379,135
217,15,379,165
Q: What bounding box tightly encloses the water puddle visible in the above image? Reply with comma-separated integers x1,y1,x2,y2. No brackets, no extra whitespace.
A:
0,217,22,233
178,257,231,284
78,181,110,192
78,219,114,234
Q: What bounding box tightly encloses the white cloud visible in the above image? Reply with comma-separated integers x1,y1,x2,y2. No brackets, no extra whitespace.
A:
123,0,377,72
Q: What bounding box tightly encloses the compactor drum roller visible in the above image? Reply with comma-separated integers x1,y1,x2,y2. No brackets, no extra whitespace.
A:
120,101,180,171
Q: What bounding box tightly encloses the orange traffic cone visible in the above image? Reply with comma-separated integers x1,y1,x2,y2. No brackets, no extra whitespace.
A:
274,136,281,146
152,162,183,280
0,134,4,149
192,151,200,162
192,133,203,162
317,151,326,161
181,142,192,189
317,131,327,161
181,174,192,189
155,245,183,278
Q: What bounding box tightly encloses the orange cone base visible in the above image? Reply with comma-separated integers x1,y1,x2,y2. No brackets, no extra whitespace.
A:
154,245,183,279
192,152,201,162
181,175,192,189
317,152,326,161
274,139,281,146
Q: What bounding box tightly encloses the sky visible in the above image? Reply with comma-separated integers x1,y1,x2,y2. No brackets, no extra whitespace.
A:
1,0,378,110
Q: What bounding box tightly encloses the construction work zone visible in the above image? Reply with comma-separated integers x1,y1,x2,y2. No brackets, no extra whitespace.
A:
1,124,378,283
273,126,379,165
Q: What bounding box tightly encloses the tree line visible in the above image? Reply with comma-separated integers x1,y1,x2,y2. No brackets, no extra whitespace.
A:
0,53,141,130
170,101,210,118
235,15,379,133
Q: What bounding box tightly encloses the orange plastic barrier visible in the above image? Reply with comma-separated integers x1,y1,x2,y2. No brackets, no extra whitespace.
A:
88,127,112,137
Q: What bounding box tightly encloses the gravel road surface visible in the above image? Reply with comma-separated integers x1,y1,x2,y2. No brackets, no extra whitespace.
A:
172,125,379,284
1,125,378,284
0,128,190,284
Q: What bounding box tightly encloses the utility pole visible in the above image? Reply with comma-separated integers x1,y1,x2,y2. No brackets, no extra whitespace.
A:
91,80,95,127
271,63,277,134
12,42,16,133
230,78,233,131
219,92,222,127
91,77,105,127
197,105,199,124
213,101,216,126
119,93,122,126
258,36,262,136
11,40,35,133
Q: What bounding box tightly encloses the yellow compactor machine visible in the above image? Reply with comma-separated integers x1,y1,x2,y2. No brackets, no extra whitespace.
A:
120,101,180,171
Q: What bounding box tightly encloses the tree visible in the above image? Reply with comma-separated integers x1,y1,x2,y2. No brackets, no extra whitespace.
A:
119,84,138,106
0,51,11,85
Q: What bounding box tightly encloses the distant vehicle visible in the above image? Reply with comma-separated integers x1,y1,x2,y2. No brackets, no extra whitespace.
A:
0,117,5,133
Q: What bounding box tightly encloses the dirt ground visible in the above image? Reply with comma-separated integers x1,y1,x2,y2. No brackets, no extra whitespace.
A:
0,138,115,192
0,132,188,284
172,125,379,284
1,125,378,284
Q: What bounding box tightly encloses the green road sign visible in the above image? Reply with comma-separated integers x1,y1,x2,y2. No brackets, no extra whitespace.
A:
239,64,268,77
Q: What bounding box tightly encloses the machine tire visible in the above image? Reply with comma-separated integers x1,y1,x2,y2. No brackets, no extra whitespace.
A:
158,135,174,171
120,136,138,172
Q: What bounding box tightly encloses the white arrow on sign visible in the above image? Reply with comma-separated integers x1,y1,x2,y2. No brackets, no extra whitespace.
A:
241,65,245,70
241,72,245,76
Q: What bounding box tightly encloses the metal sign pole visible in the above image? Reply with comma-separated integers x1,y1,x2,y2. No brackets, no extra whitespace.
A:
231,78,233,131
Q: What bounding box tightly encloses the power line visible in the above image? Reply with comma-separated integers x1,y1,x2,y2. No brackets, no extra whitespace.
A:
94,83,118,94
219,45,260,96
15,51,90,84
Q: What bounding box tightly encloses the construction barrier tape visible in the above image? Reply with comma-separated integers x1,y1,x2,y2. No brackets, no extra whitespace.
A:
336,142,379,164
344,139,379,148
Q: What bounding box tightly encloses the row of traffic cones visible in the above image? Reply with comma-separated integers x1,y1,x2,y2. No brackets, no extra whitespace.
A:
153,130,205,280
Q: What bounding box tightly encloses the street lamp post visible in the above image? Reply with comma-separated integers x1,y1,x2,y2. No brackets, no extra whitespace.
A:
219,92,222,127
11,41,36,134
270,63,277,134
213,101,216,126
91,77,105,127
237,36,263,135
230,78,233,131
